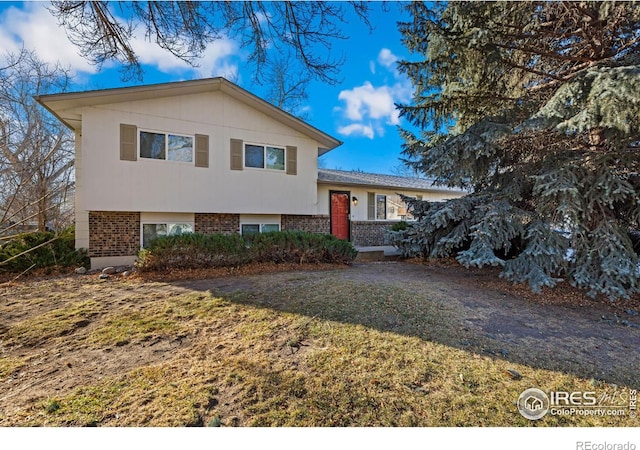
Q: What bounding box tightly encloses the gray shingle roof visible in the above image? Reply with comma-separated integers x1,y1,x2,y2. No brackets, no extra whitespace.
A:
317,169,464,193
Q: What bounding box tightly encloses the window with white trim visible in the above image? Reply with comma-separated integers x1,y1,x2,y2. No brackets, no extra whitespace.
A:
369,193,416,221
376,194,387,220
141,222,194,247
140,130,193,163
241,223,281,235
244,143,285,171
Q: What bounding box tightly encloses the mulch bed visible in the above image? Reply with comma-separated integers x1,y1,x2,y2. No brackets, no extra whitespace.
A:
132,261,349,282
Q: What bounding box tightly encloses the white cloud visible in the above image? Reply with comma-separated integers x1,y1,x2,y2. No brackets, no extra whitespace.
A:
377,48,399,70
196,39,239,79
0,3,97,73
336,46,415,140
131,29,238,79
0,3,239,79
336,77,413,139
338,81,399,125
337,123,374,139
336,48,414,140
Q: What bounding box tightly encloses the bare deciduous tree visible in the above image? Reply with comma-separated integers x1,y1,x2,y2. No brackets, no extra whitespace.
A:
389,163,424,179
48,1,374,84
263,53,312,120
0,50,75,236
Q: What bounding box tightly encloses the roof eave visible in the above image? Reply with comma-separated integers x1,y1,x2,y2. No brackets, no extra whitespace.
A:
317,178,464,194
34,96,77,131
219,80,342,151
35,77,343,150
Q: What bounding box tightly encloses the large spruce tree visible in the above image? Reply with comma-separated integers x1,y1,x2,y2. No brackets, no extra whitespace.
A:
395,1,640,299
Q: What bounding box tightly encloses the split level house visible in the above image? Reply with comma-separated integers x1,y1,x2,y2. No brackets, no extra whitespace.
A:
36,77,465,269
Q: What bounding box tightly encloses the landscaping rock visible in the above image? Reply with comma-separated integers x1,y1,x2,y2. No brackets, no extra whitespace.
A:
99,273,109,280
75,267,87,274
101,266,116,275
505,369,522,380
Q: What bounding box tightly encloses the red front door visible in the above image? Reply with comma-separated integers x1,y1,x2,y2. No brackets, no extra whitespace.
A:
330,192,350,240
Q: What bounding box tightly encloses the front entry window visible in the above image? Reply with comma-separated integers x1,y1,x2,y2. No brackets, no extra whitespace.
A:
376,194,387,220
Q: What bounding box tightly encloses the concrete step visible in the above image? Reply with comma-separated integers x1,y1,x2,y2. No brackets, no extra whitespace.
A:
354,246,401,262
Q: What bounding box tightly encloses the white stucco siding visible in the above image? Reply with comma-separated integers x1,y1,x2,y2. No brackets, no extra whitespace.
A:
79,91,319,214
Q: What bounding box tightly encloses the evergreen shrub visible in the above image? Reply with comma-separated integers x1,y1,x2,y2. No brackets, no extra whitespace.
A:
0,227,89,272
135,231,357,271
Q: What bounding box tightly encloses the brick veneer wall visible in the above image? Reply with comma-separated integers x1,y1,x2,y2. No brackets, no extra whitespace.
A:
88,211,140,257
351,221,396,246
281,215,330,234
194,213,240,234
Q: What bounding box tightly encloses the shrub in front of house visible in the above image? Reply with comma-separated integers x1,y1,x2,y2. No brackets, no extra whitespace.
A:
390,221,409,232
136,232,250,271
0,227,89,273
248,231,358,264
135,231,357,271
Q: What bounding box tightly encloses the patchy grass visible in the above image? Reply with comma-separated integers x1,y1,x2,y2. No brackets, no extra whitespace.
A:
0,356,26,381
87,293,244,347
4,300,102,347
0,265,638,427
37,366,217,427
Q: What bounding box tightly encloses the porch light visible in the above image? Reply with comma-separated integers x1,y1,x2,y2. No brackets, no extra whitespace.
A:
352,196,358,206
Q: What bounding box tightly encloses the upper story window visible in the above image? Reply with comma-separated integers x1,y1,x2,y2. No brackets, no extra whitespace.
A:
244,143,285,171
120,124,209,167
140,130,193,163
230,138,295,174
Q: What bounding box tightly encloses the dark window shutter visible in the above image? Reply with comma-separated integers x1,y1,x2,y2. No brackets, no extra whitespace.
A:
120,124,137,161
195,134,209,168
286,146,297,175
367,192,375,220
230,138,243,170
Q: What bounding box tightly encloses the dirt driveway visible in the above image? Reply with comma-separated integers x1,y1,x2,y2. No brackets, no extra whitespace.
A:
180,261,640,386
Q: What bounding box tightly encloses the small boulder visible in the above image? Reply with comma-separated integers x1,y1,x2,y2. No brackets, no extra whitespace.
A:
102,266,117,275
75,267,87,274
505,369,522,380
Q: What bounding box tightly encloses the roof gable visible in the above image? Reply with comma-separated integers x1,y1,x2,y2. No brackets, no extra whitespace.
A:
36,77,341,154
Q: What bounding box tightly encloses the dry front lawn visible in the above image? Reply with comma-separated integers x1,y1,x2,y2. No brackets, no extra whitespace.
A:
1,261,638,426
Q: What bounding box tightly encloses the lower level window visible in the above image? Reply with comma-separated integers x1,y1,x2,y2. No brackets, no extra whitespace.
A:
241,223,280,235
142,222,193,247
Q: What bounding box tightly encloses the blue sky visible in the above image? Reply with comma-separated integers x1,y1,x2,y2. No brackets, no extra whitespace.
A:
0,1,415,174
